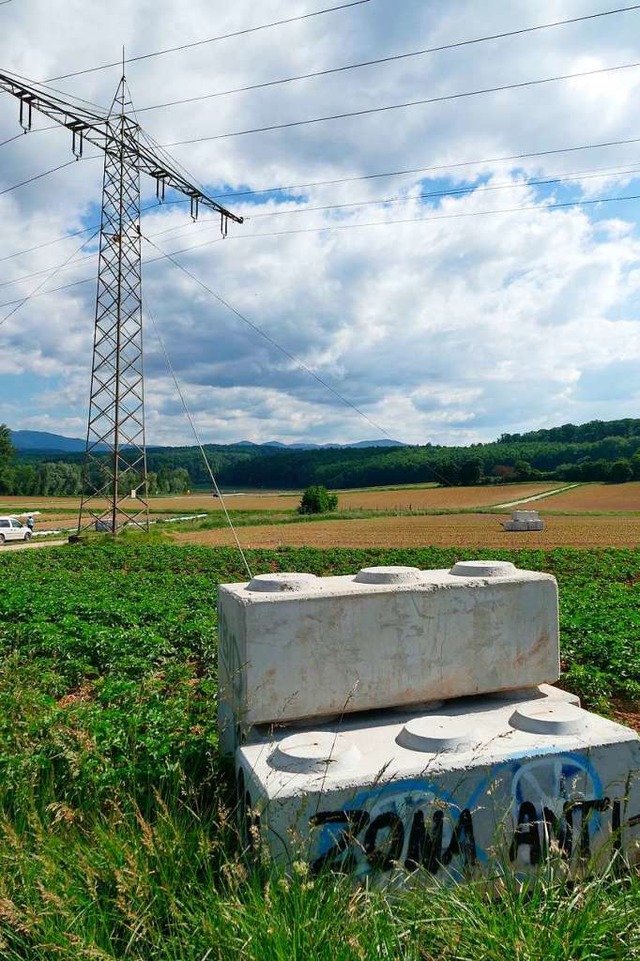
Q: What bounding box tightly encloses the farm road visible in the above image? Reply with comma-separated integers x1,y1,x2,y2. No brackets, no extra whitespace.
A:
492,484,580,509
2,538,67,551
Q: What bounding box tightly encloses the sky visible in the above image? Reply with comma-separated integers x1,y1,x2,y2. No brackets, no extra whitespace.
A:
1,0,640,447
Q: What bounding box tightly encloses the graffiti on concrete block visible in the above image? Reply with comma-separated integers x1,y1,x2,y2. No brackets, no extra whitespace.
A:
308,754,635,878
310,781,477,878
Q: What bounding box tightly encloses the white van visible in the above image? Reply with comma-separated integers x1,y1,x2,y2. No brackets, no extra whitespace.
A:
0,517,32,544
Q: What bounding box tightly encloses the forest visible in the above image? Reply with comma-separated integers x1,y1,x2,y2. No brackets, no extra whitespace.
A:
2,418,640,495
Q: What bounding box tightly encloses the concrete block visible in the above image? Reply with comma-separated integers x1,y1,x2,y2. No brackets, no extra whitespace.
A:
236,686,640,881
513,510,540,522
503,510,544,532
218,562,560,753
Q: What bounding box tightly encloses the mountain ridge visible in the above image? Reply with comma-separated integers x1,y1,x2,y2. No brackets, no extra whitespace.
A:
10,429,406,453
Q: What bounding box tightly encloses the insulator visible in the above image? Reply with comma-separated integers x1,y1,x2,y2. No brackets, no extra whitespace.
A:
72,128,84,159
190,195,199,221
19,97,32,133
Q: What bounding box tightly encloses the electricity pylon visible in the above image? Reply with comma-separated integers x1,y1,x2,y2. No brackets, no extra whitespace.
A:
0,68,243,534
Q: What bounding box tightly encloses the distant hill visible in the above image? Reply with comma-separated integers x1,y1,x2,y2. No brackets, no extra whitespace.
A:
11,430,89,452
12,430,405,453
237,438,405,450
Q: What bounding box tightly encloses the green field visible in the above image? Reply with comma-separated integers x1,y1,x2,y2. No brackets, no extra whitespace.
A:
0,542,638,959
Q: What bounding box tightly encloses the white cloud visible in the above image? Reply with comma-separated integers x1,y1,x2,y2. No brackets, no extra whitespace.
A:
1,0,640,446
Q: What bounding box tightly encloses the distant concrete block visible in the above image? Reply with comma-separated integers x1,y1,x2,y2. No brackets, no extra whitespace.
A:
218,562,560,754
503,510,544,532
237,686,640,880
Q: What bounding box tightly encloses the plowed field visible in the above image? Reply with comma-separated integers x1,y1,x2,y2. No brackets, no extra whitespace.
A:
171,512,640,549
0,482,558,518
536,482,640,512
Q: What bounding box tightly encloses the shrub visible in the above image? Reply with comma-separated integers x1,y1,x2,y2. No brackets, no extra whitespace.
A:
298,485,338,514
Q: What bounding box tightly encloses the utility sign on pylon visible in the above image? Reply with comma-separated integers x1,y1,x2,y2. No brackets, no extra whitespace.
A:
0,67,243,535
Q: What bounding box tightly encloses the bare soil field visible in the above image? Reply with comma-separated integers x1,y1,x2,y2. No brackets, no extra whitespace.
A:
0,483,558,519
171,512,640,550
536,482,640,513
321,482,560,511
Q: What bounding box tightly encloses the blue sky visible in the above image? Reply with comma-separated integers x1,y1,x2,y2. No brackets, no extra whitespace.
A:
1,0,640,446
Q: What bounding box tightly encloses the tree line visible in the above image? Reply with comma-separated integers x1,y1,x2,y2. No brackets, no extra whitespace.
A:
0,428,194,496
3,418,640,495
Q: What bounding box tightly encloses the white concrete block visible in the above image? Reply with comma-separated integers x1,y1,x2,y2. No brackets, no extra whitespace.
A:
218,562,560,753
236,686,640,881
503,510,544,532
503,520,545,531
513,510,540,522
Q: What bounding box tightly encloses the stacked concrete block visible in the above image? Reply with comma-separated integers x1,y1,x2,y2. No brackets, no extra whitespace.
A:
237,688,640,880
218,561,640,880
502,510,544,531
217,561,559,754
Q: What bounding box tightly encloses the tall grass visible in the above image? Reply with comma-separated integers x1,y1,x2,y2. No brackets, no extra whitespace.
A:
0,782,638,960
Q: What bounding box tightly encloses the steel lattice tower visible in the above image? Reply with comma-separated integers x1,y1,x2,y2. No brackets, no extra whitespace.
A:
80,79,148,534
0,67,243,536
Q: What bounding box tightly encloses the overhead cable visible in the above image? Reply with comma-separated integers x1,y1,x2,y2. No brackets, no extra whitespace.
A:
0,199,185,266
0,227,101,329
138,3,640,114
45,1,372,82
0,125,59,149
223,191,640,240
166,60,640,145
0,155,99,197
207,135,640,201
2,184,637,305
246,163,640,220
2,132,637,265
142,233,399,444
3,189,640,311
6,161,640,291
146,304,253,578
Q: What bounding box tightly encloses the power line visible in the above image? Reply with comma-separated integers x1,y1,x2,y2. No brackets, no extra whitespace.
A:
227,191,640,239
6,160,640,291
2,132,637,267
0,155,99,197
146,304,253,578
0,132,26,149
207,135,640,201
0,125,60,149
3,188,640,311
0,198,187,267
144,160,640,247
246,163,640,220
166,60,640,145
138,3,640,114
45,1,373,82
143,250,461,484
142,232,398,443
0,227,101,329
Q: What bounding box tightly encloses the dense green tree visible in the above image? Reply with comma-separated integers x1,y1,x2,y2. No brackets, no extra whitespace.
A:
608,459,634,484
458,457,483,486
0,425,15,493
298,485,338,514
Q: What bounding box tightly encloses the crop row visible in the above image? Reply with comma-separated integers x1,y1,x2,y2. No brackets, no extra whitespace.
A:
0,542,637,814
